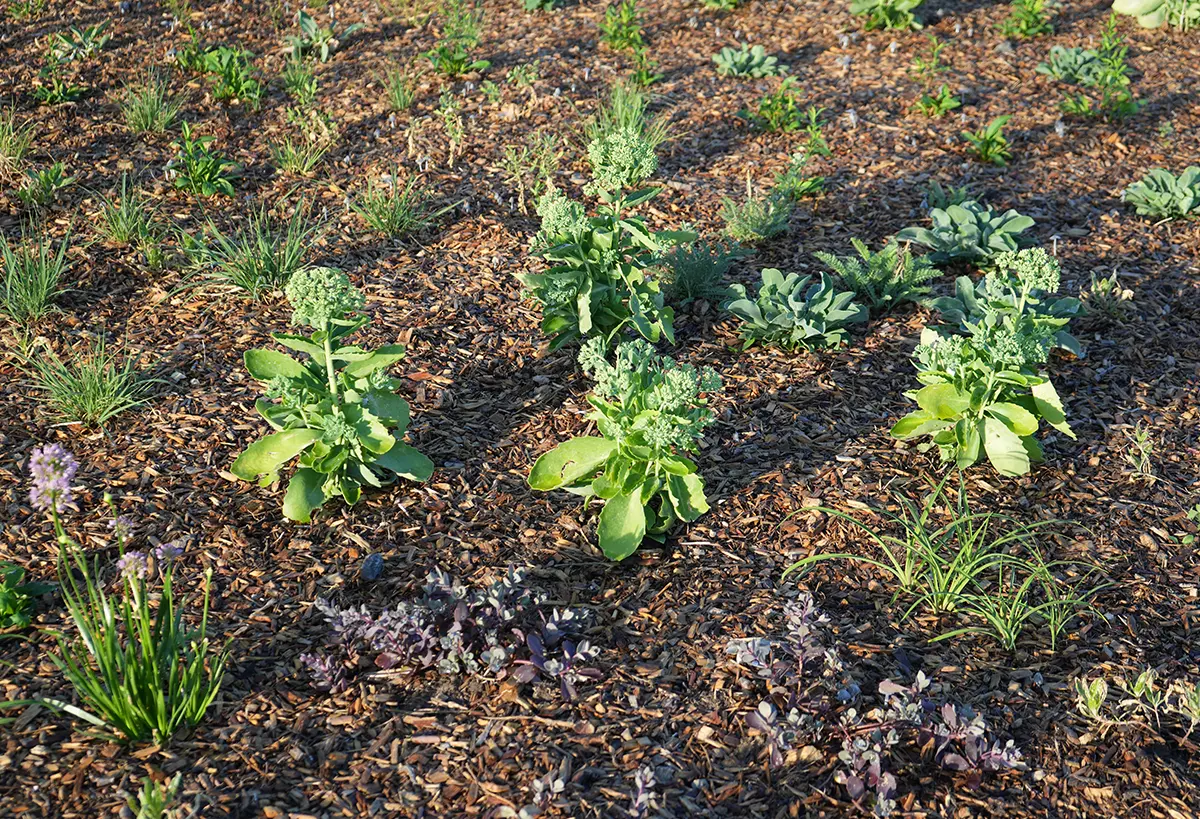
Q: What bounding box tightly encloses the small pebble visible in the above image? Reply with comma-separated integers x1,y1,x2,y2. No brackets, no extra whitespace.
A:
361,553,384,581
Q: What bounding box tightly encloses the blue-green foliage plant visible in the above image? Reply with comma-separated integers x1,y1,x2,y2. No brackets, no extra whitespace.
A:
896,200,1035,267
723,269,867,351
528,339,721,560
231,267,434,522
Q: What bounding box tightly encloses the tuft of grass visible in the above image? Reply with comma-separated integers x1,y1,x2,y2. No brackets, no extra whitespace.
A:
184,202,319,299
581,81,671,153
120,72,181,134
350,174,432,238
1,232,70,325
0,106,34,179
27,336,156,427
269,108,338,176
96,174,157,245
382,64,419,111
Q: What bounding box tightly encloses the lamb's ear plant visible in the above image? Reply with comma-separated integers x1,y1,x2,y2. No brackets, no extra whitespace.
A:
518,126,689,350
723,269,866,351
528,338,721,561
929,248,1084,357
814,239,937,315
713,43,787,78
1122,166,1200,221
231,267,434,522
896,199,1035,267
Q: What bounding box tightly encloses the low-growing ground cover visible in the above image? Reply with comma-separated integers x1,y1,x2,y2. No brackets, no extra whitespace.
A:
1,0,1199,817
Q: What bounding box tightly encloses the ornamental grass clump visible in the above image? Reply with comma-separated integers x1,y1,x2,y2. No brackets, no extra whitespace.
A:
528,338,721,560
518,126,691,350
13,444,227,744
231,267,434,522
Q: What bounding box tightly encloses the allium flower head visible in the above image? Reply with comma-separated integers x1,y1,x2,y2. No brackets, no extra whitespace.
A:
28,444,78,514
154,541,184,563
117,551,148,581
586,127,657,196
285,266,365,328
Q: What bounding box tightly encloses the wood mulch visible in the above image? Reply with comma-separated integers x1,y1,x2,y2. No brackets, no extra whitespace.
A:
1,0,1199,816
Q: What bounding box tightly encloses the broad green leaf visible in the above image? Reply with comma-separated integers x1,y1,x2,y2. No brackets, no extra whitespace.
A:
1031,379,1076,439
596,492,647,561
283,467,327,523
244,349,307,381
344,405,395,455
271,333,326,362
231,428,321,484
916,384,971,419
982,416,1031,476
954,419,982,469
343,344,407,377
667,472,709,522
891,409,952,439
987,401,1039,437
528,437,616,490
373,443,434,481
362,391,411,430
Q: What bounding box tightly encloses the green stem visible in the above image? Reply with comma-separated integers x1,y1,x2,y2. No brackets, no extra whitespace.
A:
321,322,340,413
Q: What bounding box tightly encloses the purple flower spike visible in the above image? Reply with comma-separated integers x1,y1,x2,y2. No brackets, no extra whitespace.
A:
28,444,78,514
154,541,184,563
116,551,148,581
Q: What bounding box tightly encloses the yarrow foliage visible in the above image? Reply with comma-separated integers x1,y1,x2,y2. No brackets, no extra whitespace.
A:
300,567,601,700
529,339,721,560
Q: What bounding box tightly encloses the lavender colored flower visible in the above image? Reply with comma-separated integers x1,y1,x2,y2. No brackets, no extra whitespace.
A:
28,444,78,514
154,541,184,563
108,515,134,540
116,551,148,581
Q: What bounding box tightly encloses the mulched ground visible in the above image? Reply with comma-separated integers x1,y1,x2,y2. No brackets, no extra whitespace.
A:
2,0,1200,816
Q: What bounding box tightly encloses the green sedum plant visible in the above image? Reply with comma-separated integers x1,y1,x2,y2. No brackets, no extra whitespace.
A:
1113,0,1200,29
850,0,923,30
890,254,1078,477
528,338,721,561
814,239,937,315
519,127,689,350
896,200,1035,267
928,248,1084,357
1123,166,1200,220
713,44,787,78
231,267,434,522
962,115,1012,166
724,269,866,351
0,562,52,629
